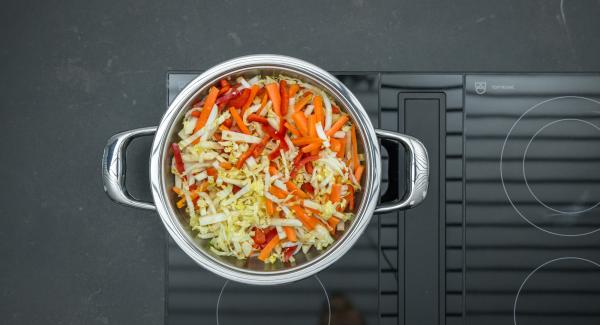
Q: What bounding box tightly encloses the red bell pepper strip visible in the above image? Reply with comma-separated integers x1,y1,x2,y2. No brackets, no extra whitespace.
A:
218,79,231,95
252,227,266,245
252,135,271,157
282,245,296,262
290,154,319,178
216,89,239,106
172,143,185,174
228,88,251,109
268,143,282,160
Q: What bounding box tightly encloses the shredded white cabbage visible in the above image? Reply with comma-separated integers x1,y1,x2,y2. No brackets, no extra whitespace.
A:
170,74,360,263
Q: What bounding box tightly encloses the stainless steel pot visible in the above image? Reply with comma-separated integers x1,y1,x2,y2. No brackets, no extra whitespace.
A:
102,55,429,285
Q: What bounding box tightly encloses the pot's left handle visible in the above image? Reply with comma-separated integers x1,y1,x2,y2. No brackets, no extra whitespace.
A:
102,127,158,210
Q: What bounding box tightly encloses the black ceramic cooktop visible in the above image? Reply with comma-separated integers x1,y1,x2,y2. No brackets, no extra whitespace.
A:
165,73,600,325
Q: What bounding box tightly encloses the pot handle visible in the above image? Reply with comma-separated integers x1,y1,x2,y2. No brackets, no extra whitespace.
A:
102,127,158,210
373,129,429,213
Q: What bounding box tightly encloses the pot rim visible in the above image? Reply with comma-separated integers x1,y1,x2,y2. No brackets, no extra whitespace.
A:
149,54,381,285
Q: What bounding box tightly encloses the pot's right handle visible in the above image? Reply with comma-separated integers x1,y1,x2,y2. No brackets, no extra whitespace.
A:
373,129,429,213
102,127,158,210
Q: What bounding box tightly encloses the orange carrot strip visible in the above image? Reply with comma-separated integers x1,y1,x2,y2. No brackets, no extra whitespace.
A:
242,84,260,113
197,181,209,192
294,93,312,112
330,138,341,153
194,86,219,133
269,166,279,176
291,205,317,230
327,216,341,234
308,114,316,138
284,227,297,242
280,80,289,115
325,115,349,137
228,107,250,134
284,122,301,137
265,198,275,216
258,235,281,261
346,186,354,211
291,137,321,146
266,83,281,116
176,197,186,208
206,167,218,177
220,162,233,170
301,142,321,153
288,84,300,98
330,184,342,203
172,186,183,196
269,186,289,199
285,181,309,199
314,95,324,126
351,124,359,172
292,111,309,136
256,93,268,114
336,137,346,158
354,165,364,182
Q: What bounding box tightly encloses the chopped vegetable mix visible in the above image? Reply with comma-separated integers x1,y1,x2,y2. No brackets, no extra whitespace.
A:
171,75,363,263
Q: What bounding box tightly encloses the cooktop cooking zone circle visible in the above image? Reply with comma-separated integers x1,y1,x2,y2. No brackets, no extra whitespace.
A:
216,275,331,325
513,257,600,325
523,118,600,215
501,96,600,236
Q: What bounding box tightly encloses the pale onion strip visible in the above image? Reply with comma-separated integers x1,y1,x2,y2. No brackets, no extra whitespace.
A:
323,94,332,130
276,226,287,240
303,104,314,116
222,177,247,187
259,102,271,117
315,123,330,148
248,75,260,85
284,136,294,152
216,185,232,199
264,167,271,192
220,183,251,206
221,130,262,143
237,76,251,89
201,104,219,141
198,141,223,149
318,157,344,176
333,131,346,138
267,116,279,131
280,150,290,182
182,184,196,219
184,117,197,135
270,218,303,227
198,192,217,214
273,179,287,192
333,210,346,219
198,213,228,226
179,128,204,148
194,171,208,182
245,156,257,169
336,222,345,231
345,130,352,162
303,199,322,210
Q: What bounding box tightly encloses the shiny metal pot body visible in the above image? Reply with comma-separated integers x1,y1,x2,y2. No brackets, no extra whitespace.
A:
102,55,429,285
